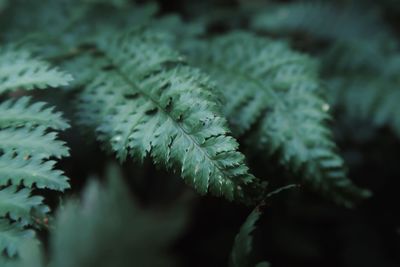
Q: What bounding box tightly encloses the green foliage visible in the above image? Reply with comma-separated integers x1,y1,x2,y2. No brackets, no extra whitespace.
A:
0,48,71,258
322,39,400,139
326,52,400,137
48,167,188,267
230,207,269,267
0,97,69,130
0,0,8,11
0,46,72,94
2,0,396,265
83,0,129,8
3,166,188,267
0,220,34,258
0,187,48,225
76,29,257,202
186,32,370,206
1,240,43,267
251,0,400,143
250,1,389,41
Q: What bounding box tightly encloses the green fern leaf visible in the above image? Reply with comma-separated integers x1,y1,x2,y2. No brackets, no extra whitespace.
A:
322,39,400,139
0,126,69,159
0,220,35,258
250,1,389,41
230,207,269,267
0,47,73,94
0,240,44,267
0,46,71,259
327,74,400,138
49,165,188,267
187,32,370,206
76,30,256,201
0,97,70,191
0,153,69,191
0,97,69,130
0,187,48,225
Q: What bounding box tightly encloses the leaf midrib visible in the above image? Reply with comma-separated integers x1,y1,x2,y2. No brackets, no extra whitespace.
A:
103,55,238,191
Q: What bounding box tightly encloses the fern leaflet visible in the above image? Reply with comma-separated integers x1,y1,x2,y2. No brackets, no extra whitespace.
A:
0,187,48,226
0,220,34,258
0,47,72,94
0,97,69,130
230,207,269,267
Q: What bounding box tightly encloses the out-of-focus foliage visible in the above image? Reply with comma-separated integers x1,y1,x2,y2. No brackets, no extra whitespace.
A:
48,166,188,267
250,0,400,142
2,166,189,267
230,207,269,267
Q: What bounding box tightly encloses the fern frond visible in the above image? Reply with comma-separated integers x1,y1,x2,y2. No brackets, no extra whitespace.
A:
230,207,269,267
0,220,34,258
60,54,106,89
321,37,400,139
76,30,256,201
250,1,389,41
0,187,48,225
187,32,370,206
0,45,71,258
0,47,73,94
0,153,69,191
328,75,400,137
49,165,188,267
0,240,43,267
0,127,69,159
0,97,69,130
2,0,89,40
0,99,70,208
2,0,158,60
